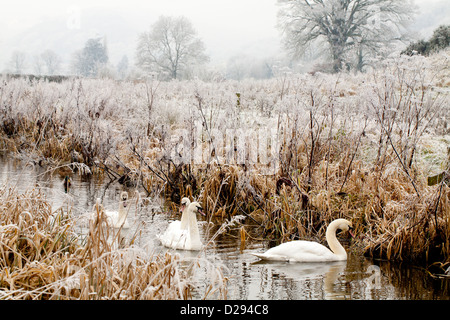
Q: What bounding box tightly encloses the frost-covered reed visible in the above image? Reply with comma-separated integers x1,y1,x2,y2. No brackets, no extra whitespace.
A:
1,50,449,268
0,187,227,299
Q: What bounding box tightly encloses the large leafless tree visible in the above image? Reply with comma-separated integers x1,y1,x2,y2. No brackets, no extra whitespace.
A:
136,16,209,80
278,0,415,72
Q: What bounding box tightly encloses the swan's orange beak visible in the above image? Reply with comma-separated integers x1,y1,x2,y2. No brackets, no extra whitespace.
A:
348,228,355,238
179,204,185,213
198,207,206,216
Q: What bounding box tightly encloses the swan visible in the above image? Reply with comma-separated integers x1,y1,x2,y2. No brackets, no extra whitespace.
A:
179,197,191,229
159,201,205,251
156,197,190,247
103,191,130,229
251,219,354,262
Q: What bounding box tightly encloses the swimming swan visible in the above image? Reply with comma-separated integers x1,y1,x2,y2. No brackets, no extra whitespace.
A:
179,197,191,230
103,191,130,229
159,201,205,251
252,219,354,262
157,197,190,246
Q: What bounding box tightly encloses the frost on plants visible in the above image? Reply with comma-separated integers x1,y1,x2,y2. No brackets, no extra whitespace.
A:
0,51,449,291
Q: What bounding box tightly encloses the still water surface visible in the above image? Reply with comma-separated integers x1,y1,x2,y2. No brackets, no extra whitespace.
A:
0,156,448,300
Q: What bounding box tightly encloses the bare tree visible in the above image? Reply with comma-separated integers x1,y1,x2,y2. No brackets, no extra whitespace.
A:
278,0,415,72
41,50,62,75
116,55,129,80
226,54,251,80
9,51,27,74
136,16,209,80
33,54,44,75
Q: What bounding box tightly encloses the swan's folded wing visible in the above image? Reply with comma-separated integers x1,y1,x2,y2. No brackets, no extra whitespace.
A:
252,240,335,262
165,221,181,234
159,221,192,249
159,221,180,245
104,211,118,227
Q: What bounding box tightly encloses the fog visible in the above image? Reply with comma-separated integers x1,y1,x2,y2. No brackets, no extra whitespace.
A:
1,0,448,76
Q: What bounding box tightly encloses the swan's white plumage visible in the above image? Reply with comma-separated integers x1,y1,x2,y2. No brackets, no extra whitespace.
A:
159,201,203,251
252,219,353,262
103,191,130,229
157,198,190,249
252,240,341,262
178,197,191,230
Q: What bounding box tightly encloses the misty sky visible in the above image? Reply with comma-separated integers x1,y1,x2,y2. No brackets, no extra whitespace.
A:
1,0,449,73
1,0,280,47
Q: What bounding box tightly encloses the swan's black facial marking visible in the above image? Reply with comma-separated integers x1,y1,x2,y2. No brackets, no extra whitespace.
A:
180,198,190,212
347,225,355,238
196,205,205,216
337,222,353,237
121,192,128,207
180,200,188,211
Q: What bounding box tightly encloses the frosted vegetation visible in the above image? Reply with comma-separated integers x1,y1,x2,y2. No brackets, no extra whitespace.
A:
0,50,449,299
1,52,447,177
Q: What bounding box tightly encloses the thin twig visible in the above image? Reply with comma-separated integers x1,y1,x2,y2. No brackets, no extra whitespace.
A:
339,117,368,193
373,103,421,199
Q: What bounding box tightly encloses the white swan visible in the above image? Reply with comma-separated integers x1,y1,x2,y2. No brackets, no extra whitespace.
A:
159,201,205,251
156,197,190,247
103,191,130,229
251,219,354,262
179,197,191,230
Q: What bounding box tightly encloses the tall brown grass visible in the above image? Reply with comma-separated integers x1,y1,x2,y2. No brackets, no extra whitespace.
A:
1,50,449,269
0,187,225,299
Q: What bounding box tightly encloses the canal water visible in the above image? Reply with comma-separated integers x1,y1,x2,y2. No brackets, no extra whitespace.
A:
0,156,448,300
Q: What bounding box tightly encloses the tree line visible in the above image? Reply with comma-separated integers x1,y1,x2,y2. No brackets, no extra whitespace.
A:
4,1,450,80
401,25,450,56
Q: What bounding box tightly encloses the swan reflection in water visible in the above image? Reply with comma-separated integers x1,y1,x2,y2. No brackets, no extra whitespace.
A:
251,259,347,299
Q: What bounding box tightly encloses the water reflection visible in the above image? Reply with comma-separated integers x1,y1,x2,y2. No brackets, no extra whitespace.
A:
0,156,449,300
250,260,346,299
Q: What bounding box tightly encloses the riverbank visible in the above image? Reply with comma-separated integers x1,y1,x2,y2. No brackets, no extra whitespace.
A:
1,51,449,270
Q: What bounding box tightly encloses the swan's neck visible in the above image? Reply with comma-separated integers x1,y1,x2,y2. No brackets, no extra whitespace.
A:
180,208,190,230
326,221,347,258
187,212,200,243
118,203,128,223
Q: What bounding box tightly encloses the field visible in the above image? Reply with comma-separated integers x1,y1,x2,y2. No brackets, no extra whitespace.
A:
0,50,449,298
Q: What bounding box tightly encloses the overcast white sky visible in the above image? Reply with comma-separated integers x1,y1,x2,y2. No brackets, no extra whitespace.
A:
1,0,448,72
1,0,279,41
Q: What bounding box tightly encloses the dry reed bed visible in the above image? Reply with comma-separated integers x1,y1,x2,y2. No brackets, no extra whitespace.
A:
0,187,226,299
186,137,449,265
0,51,449,268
